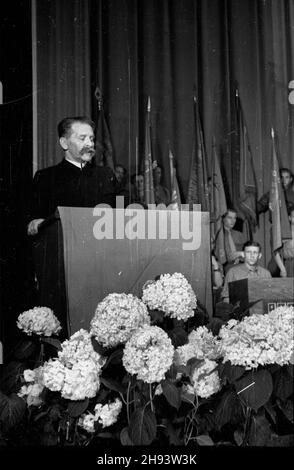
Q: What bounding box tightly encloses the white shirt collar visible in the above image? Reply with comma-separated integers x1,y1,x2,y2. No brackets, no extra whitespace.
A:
65,157,86,169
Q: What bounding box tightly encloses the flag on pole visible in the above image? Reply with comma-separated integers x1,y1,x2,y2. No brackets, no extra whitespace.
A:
143,97,155,205
187,96,209,211
235,90,258,234
94,86,115,170
269,128,291,252
169,149,182,210
210,137,228,263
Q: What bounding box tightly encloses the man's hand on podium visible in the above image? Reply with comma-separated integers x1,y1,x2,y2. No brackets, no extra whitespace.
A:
27,218,45,236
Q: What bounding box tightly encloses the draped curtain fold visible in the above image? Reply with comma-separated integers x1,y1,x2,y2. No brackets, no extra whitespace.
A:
35,0,294,265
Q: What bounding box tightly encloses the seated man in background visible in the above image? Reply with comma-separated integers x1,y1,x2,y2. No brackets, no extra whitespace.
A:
221,240,272,304
153,164,170,206
27,116,117,236
258,167,294,214
130,173,145,206
114,163,131,205
274,204,294,278
214,209,246,275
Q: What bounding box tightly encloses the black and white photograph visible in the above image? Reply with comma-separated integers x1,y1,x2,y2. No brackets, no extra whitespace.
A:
0,0,293,465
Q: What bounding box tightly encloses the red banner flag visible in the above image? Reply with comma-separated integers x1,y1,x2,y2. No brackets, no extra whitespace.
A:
187,96,209,211
236,91,258,233
94,86,115,170
210,138,228,263
269,128,291,252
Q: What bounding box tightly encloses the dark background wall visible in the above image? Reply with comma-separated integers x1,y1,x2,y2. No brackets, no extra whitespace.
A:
0,0,33,358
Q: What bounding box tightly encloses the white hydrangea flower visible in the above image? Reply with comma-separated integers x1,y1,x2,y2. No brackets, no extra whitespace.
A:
142,273,197,321
43,359,66,392
18,366,45,407
174,326,221,366
191,359,221,398
61,359,100,400
94,398,122,428
23,369,36,383
58,329,105,370
78,412,96,433
219,306,294,369
18,383,44,407
17,306,61,337
123,325,174,383
78,399,123,433
90,293,150,348
42,330,105,400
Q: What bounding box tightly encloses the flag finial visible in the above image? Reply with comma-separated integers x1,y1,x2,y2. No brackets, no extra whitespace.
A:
147,96,151,112
95,86,103,111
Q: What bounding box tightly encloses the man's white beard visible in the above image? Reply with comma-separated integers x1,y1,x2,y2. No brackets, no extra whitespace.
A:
81,152,93,162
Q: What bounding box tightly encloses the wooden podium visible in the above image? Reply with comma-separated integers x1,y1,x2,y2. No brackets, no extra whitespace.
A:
229,278,294,315
33,207,213,335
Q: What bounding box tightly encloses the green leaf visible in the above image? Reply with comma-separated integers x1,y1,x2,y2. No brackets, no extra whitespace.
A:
0,391,27,432
233,429,244,446
14,340,37,360
165,364,178,381
195,434,214,446
129,407,157,445
235,369,273,412
218,362,246,384
264,401,277,424
168,327,188,348
273,367,293,401
67,398,89,417
120,427,134,446
100,377,125,394
161,380,181,410
207,318,225,336
186,357,205,376
91,337,108,355
248,412,273,446
40,337,62,351
103,348,123,368
276,398,294,423
214,390,243,430
181,389,196,405
162,419,183,445
149,309,165,324
0,361,24,394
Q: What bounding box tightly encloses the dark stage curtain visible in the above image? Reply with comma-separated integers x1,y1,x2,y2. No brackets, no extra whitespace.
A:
35,0,294,265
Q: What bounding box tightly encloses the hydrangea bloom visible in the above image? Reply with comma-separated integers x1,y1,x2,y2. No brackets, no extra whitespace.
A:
219,306,294,369
18,383,44,407
142,273,197,321
190,359,221,398
78,412,96,433
78,399,122,433
42,329,105,400
94,398,122,428
18,366,45,407
174,326,221,366
58,329,105,369
17,306,61,337
122,325,174,383
90,293,150,348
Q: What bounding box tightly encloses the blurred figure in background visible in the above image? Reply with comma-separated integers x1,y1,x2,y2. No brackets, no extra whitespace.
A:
153,164,170,206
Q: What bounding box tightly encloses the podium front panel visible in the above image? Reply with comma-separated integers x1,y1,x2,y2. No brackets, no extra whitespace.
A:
58,207,212,334
229,278,294,315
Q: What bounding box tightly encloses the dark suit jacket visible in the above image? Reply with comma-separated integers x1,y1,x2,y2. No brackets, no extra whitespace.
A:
29,159,117,220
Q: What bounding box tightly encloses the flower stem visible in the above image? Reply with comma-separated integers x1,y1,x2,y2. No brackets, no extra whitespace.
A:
149,384,154,413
